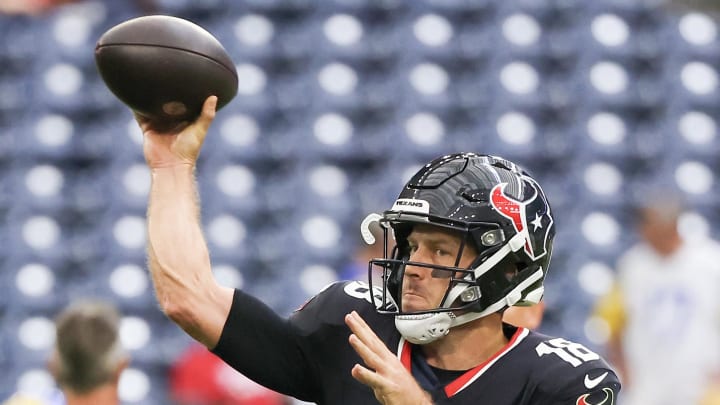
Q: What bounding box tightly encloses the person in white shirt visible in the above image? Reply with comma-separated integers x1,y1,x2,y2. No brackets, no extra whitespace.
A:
596,194,720,405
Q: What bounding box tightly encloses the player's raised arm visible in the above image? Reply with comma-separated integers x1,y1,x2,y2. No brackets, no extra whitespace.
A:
139,96,233,349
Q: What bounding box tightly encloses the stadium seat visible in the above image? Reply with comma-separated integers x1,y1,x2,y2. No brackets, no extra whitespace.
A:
0,16,43,76
418,0,493,16
665,56,720,110
155,0,227,18
75,257,157,312
106,156,149,212
243,0,316,14
13,113,80,161
2,311,57,369
65,162,112,227
1,367,60,403
659,155,720,209
329,0,405,14
0,75,33,123
665,107,720,159
5,256,68,313
118,365,174,405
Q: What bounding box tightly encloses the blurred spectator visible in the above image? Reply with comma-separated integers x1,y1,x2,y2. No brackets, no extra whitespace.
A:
0,0,81,15
594,193,720,405
0,0,157,15
2,300,128,405
169,343,289,405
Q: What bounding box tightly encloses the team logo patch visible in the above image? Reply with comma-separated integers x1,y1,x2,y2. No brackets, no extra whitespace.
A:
576,388,615,405
489,181,553,260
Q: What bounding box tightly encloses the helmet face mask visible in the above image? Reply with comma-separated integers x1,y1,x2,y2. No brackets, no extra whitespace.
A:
365,153,555,343
368,218,509,315
369,256,480,315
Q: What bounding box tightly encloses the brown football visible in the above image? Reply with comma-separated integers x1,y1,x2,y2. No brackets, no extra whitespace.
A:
95,15,238,123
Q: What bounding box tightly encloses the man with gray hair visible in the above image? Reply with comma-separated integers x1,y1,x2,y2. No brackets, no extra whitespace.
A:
3,300,128,405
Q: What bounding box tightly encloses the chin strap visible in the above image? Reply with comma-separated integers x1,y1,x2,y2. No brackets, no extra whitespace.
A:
395,312,455,344
395,232,544,345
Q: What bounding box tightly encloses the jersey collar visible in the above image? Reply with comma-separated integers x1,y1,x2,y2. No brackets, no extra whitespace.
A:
396,327,529,397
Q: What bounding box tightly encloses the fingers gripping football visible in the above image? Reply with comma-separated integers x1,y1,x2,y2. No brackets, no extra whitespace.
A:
140,96,217,169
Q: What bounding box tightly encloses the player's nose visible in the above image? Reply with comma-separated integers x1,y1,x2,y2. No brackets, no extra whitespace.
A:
405,250,432,279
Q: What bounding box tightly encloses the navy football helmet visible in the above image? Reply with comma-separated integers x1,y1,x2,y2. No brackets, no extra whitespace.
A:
367,153,555,344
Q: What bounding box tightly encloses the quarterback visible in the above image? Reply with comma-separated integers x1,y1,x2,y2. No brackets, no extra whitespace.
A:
139,96,620,404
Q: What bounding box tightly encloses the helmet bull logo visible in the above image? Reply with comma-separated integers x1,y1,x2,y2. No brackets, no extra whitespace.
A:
489,182,552,261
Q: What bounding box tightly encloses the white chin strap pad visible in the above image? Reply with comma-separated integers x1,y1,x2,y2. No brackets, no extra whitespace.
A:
395,313,454,344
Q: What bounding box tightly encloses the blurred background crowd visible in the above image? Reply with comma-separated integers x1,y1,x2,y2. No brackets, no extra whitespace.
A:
1,0,720,404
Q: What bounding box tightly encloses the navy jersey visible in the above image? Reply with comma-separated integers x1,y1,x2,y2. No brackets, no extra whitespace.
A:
213,281,620,404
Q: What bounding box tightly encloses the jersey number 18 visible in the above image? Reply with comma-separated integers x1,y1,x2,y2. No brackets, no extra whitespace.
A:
535,338,599,367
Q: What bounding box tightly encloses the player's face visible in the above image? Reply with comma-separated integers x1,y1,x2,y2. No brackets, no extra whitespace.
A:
401,224,477,312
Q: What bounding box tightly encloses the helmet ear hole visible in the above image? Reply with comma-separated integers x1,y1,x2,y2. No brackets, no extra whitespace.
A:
386,253,407,299
475,256,522,307
387,223,411,300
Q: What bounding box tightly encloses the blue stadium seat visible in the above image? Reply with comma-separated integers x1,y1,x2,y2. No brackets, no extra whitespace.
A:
12,113,76,161
0,16,43,76
329,0,406,14
212,12,314,68
155,0,227,18
117,364,174,405
1,367,61,403
4,256,68,313
656,155,720,210
532,169,580,218
202,103,303,162
10,160,70,214
0,113,18,161
243,0,316,14
120,309,174,364
65,163,112,227
249,271,322,316
663,57,720,110
105,156,148,212
0,75,33,122
71,256,156,313
418,0,493,16
102,111,147,160
295,107,394,161
572,106,664,170
664,107,720,158
2,311,57,369
313,14,403,67
398,53,491,114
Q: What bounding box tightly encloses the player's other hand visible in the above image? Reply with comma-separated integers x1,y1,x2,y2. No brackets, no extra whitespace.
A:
345,311,434,405
137,96,217,169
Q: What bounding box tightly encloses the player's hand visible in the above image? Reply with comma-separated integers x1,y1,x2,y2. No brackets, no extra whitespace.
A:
137,96,217,169
345,311,433,405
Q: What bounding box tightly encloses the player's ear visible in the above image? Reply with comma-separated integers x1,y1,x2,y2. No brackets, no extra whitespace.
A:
47,351,60,380
113,356,131,384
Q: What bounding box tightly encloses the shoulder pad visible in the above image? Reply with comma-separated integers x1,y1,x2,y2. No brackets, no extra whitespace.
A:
291,281,382,327
527,333,621,401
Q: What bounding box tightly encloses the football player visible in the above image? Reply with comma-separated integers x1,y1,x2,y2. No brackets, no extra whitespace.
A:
139,96,620,404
